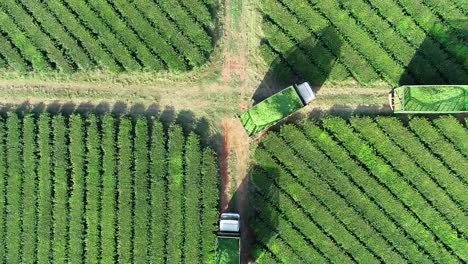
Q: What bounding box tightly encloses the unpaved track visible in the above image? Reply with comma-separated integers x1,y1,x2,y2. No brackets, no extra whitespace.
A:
220,0,256,262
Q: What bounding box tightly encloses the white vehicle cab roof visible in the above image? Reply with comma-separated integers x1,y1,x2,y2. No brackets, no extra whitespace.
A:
220,213,240,233
295,82,316,105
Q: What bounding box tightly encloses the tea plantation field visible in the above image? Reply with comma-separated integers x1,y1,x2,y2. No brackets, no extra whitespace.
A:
0,113,219,263
252,116,468,263
260,0,468,86
0,0,216,72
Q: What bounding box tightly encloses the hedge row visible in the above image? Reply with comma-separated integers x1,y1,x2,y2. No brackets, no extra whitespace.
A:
409,118,468,184
36,115,53,264
358,0,468,83
392,0,467,65
68,115,86,263
133,118,150,263
0,114,219,263
349,117,468,233
21,116,37,264
85,0,163,70
0,9,49,71
0,0,216,72
262,132,403,263
322,117,468,260
253,116,468,263
155,0,213,55
133,0,206,67
183,134,203,262
254,148,354,263
432,116,468,157
375,117,468,211
260,0,467,85
149,121,167,263
84,115,100,264
20,1,93,70
252,183,326,263
0,33,29,71
280,124,432,263
262,0,380,84
110,0,187,71
0,118,5,262
100,114,117,263
301,121,458,263
116,117,133,263
0,0,73,72
200,149,219,264
42,0,120,72
51,115,69,264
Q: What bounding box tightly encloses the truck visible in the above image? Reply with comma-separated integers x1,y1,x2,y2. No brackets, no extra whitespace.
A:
240,82,316,136
215,213,241,264
389,85,468,113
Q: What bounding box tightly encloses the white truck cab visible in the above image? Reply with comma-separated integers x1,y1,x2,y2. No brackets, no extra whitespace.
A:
219,213,240,233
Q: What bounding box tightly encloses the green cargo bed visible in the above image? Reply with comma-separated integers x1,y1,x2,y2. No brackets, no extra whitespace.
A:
216,236,240,264
240,86,304,136
391,85,468,113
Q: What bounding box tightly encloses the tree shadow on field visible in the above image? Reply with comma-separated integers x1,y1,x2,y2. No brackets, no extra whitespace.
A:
0,100,221,150
399,20,468,85
252,25,342,105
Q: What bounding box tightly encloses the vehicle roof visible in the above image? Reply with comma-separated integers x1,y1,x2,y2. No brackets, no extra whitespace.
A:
295,82,316,105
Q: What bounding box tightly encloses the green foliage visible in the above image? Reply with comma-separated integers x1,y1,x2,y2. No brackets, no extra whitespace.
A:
36,114,53,264
100,114,117,263
157,0,213,55
68,115,86,262
216,238,240,264
133,118,150,263
432,116,468,157
149,121,167,264
350,117,468,232
21,115,37,264
43,0,120,72
166,125,185,263
0,113,219,263
0,0,73,72
0,1,217,72
116,117,133,263
376,117,468,210
409,117,468,181
85,0,163,71
303,120,459,263
0,117,6,262
260,0,468,86
200,149,219,264
84,115,100,264
253,116,468,263
6,113,22,263
51,115,69,263
184,133,203,262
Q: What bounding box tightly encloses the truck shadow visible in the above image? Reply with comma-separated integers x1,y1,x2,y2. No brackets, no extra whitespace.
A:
252,25,342,105
399,20,468,85
226,164,279,263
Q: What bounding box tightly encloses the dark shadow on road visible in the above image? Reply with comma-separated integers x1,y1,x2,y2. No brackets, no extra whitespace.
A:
252,26,342,105
226,163,279,264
